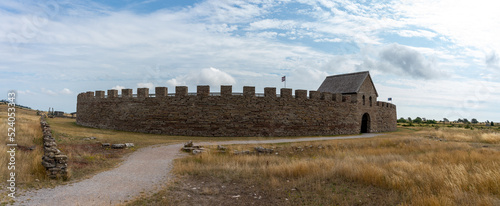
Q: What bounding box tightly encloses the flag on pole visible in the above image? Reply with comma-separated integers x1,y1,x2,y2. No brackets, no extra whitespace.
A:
282,76,286,82
388,97,392,101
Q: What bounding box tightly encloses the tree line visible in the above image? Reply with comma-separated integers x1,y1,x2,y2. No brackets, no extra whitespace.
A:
398,117,494,126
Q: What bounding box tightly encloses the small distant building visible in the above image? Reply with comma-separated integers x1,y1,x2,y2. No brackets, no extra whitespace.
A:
70,112,77,118
54,111,64,117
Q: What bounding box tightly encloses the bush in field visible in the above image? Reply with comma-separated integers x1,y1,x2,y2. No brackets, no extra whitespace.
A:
426,119,437,124
414,117,423,124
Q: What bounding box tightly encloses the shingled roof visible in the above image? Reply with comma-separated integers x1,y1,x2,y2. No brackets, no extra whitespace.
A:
317,71,378,97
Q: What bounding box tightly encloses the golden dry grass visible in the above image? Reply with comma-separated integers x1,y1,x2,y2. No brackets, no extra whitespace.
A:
167,128,500,205
0,105,46,188
427,127,500,144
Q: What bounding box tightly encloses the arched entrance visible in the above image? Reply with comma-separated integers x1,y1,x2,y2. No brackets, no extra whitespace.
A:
361,113,370,133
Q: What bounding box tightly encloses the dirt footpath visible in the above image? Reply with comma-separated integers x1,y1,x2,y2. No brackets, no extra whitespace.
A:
14,133,380,206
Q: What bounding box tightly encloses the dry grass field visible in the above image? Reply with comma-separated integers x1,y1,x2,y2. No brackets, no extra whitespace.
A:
131,126,500,206
0,105,46,184
430,127,500,144
0,104,46,203
3,104,500,205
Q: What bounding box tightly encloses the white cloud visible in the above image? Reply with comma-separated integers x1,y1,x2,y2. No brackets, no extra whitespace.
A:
394,0,500,58
112,85,125,91
290,68,329,89
358,44,448,79
482,50,500,80
2,0,500,121
60,88,72,95
314,38,343,43
17,90,35,95
186,0,275,24
485,51,500,70
166,67,236,89
396,29,437,39
41,88,57,96
378,78,500,121
248,19,298,30
137,82,154,90
246,31,278,39
225,70,263,77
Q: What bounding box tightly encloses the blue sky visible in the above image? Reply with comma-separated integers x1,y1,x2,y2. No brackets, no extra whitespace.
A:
1,0,500,122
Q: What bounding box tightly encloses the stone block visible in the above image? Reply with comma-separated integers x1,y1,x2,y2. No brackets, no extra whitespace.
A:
54,155,68,160
111,144,126,149
108,90,118,98
155,87,167,97
137,88,149,98
122,89,133,97
264,87,276,98
221,85,232,96
295,90,307,99
243,86,255,97
321,92,332,101
309,91,320,99
197,85,210,97
176,86,188,97
342,95,351,102
280,88,292,98
333,93,342,102
95,91,105,98
86,91,94,98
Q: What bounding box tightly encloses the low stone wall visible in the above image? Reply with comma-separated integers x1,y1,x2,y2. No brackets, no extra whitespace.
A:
40,116,68,179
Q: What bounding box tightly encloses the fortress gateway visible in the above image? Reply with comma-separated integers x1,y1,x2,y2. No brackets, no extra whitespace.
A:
76,71,397,137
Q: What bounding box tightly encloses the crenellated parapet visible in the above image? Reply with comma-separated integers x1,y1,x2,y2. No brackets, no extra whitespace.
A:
76,85,396,137
77,85,380,103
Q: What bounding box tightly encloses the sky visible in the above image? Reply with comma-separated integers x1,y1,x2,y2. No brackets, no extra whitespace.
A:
1,0,500,122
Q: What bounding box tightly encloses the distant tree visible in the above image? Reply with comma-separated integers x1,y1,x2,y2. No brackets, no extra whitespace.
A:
463,118,470,124
427,119,437,124
422,118,427,122
443,118,449,122
457,118,464,123
414,117,423,124
397,117,407,123
407,117,412,123
492,121,495,126
471,118,479,124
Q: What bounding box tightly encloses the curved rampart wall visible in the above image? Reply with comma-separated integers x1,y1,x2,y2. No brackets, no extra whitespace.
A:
76,85,397,137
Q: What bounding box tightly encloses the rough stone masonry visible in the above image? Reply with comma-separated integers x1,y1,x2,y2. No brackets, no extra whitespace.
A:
75,72,397,137
41,116,68,179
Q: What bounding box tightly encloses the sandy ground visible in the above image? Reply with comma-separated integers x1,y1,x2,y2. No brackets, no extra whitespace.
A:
13,133,380,206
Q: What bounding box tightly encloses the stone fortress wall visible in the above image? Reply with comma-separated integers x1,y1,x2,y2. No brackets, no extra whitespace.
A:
76,85,397,137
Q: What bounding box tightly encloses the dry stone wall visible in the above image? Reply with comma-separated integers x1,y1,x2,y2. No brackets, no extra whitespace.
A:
40,116,68,179
76,86,396,137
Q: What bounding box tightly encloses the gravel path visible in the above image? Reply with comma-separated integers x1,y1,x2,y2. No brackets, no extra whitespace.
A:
14,133,380,206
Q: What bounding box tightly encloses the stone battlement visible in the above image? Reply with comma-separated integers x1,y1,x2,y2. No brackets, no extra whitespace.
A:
77,85,396,109
76,85,396,137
